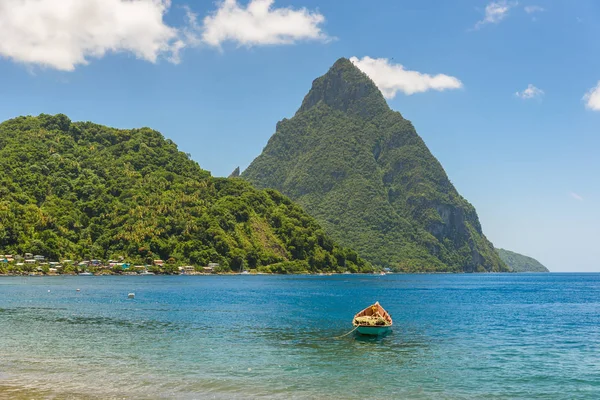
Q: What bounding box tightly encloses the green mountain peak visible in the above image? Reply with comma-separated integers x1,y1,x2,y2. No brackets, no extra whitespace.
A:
243,59,508,273
297,57,389,118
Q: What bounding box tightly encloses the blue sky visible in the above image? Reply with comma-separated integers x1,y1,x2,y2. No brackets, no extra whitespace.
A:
0,0,598,271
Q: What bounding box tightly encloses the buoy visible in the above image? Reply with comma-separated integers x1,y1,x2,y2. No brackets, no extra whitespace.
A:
76,288,81,292
128,293,135,299
47,290,51,293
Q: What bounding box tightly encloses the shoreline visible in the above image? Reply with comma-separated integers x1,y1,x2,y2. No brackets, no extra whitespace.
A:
0,271,553,278
0,272,359,277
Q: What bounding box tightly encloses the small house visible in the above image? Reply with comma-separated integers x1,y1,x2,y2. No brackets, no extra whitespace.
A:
153,259,164,266
181,266,195,274
202,266,214,273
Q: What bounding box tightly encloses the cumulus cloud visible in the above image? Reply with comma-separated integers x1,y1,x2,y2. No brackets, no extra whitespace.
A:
524,5,545,13
201,0,328,48
583,81,600,111
0,0,188,71
515,84,544,99
349,56,463,99
570,192,583,201
474,1,517,29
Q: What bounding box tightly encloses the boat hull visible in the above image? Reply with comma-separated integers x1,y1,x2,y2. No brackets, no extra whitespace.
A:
356,325,392,336
352,302,393,336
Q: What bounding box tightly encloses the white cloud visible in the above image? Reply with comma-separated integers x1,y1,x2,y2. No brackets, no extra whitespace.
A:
0,0,189,71
474,1,517,30
201,0,328,48
570,192,583,201
180,6,203,48
583,81,600,111
515,84,544,99
349,56,463,99
524,5,545,13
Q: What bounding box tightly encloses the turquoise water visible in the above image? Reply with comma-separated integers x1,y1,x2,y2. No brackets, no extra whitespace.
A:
0,274,599,399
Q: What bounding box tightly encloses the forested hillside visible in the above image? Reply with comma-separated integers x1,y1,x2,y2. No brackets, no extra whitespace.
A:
496,249,549,272
0,114,371,273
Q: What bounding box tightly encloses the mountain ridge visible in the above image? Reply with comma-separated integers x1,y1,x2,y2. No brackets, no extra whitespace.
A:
0,113,372,274
496,248,549,272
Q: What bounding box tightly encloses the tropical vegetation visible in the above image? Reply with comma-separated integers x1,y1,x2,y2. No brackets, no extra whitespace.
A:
496,248,549,272
0,114,372,274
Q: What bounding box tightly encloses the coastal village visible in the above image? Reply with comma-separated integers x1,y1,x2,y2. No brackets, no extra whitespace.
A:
0,253,392,276
0,253,220,276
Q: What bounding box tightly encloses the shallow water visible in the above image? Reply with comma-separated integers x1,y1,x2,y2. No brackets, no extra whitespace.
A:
0,274,599,399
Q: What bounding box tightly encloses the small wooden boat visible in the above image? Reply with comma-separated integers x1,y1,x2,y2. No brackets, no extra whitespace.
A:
352,301,392,336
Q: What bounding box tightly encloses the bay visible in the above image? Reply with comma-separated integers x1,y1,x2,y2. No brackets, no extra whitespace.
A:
0,274,599,399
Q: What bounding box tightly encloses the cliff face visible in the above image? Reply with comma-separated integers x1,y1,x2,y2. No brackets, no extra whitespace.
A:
243,58,508,272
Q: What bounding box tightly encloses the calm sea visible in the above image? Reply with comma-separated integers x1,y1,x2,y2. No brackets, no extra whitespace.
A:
0,274,598,399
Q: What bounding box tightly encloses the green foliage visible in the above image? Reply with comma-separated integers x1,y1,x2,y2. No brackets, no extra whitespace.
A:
496,248,549,272
0,114,371,273
243,58,508,273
